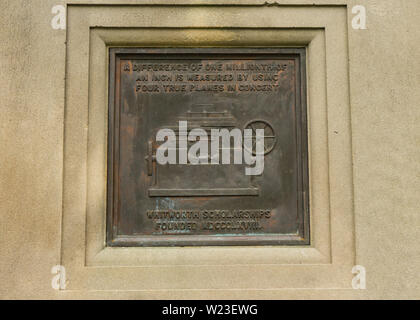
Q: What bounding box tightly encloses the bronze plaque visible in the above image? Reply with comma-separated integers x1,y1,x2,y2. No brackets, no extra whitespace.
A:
107,48,309,246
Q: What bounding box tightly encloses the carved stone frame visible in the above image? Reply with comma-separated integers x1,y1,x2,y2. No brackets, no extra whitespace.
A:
62,5,355,292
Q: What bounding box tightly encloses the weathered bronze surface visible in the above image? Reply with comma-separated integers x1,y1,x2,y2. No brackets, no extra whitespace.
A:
107,48,309,246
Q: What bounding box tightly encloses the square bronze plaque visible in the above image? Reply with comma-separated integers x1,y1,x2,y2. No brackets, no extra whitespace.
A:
107,48,309,246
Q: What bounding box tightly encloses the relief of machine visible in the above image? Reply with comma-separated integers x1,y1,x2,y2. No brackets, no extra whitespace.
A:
145,104,276,197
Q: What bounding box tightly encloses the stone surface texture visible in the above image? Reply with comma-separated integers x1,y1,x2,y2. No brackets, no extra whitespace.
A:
0,0,419,299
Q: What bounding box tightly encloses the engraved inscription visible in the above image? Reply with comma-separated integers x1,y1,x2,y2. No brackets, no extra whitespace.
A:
147,209,272,234
126,61,289,93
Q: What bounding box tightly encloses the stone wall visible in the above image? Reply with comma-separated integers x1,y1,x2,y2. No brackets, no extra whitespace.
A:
0,0,419,299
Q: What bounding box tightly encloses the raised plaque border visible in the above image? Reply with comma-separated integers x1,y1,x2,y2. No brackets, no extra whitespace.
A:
107,47,310,247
